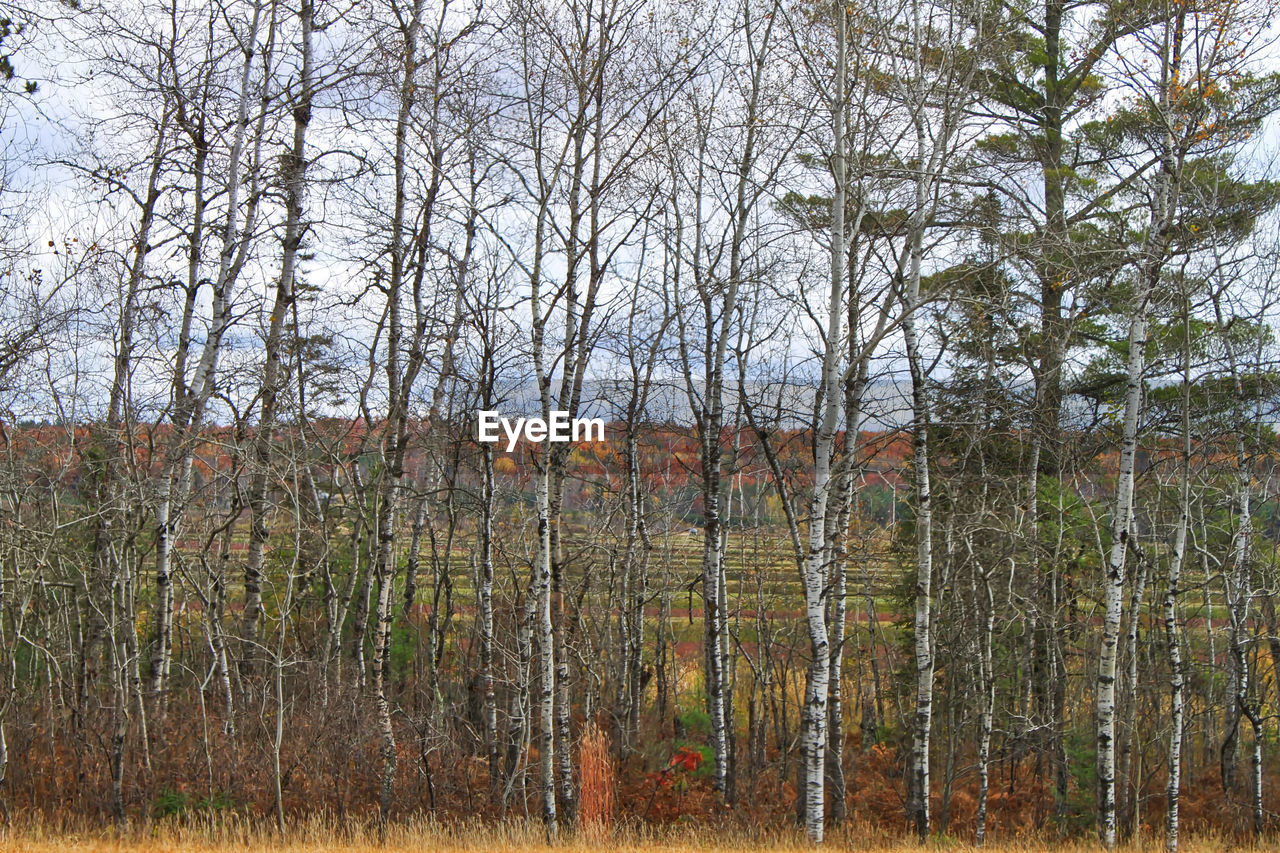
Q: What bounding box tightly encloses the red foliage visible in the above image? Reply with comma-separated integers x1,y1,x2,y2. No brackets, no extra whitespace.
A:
668,745,704,773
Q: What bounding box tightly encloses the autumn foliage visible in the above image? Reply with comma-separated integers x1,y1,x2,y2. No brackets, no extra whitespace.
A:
578,723,615,834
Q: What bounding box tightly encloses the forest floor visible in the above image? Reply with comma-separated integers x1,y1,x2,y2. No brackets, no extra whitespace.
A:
0,819,1258,853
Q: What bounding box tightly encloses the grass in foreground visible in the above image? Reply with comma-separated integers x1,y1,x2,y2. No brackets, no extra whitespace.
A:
0,816,1257,853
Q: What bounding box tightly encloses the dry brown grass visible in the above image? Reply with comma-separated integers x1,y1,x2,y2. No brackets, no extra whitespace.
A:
0,814,1259,853
577,722,615,836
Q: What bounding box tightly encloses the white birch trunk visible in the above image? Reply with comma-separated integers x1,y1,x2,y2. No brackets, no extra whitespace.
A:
1163,288,1191,853
825,485,849,825
479,443,499,795
535,467,557,837
1164,460,1187,852
242,0,313,669
1096,283,1146,850
1119,540,1148,838
903,213,933,843
975,563,995,845
372,512,398,822
1097,7,1190,835
149,0,272,708
799,3,847,839
89,102,171,825
524,156,558,830
1222,438,1251,794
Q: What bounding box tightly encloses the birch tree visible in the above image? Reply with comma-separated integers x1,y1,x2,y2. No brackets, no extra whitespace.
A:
241,0,315,671
1095,0,1280,840
885,0,983,835
776,0,910,836
974,0,1171,814
149,0,276,712
347,0,482,820
665,0,787,802
785,0,869,838
499,0,696,830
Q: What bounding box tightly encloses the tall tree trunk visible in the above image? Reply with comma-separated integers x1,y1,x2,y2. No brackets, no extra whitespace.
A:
975,563,996,845
799,4,847,839
1096,262,1147,851
700,436,729,800
903,218,934,843
825,495,848,826
535,467,557,838
242,0,314,673
1118,545,1148,840
90,105,170,827
1163,297,1190,853
1096,5,1188,837
149,0,272,711
478,443,500,797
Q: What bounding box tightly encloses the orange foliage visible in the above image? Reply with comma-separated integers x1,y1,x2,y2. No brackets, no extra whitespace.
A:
578,722,615,834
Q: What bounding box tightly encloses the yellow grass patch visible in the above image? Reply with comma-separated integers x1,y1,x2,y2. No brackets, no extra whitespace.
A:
0,817,1251,853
